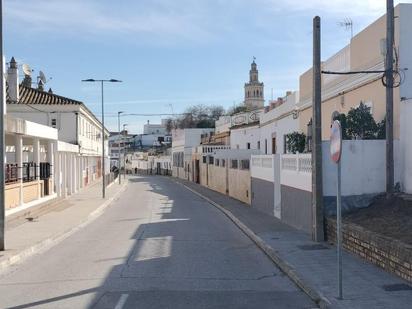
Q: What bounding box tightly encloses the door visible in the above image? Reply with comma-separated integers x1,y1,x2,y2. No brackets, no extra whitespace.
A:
272,137,277,154
195,160,200,183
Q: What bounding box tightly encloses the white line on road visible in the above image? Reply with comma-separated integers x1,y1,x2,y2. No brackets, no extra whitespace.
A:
114,293,129,309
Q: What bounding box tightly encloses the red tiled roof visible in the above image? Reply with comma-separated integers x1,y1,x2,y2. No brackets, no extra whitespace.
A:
8,85,82,105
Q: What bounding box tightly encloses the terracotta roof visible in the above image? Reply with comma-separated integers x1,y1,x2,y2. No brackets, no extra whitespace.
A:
8,85,82,105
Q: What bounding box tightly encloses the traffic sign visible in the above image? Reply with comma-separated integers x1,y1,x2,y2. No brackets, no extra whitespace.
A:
330,120,342,163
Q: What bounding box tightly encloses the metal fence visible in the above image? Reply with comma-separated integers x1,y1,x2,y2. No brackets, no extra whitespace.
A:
22,162,37,182
5,163,18,184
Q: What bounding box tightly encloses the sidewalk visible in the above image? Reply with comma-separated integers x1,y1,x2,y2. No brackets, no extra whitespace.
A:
0,178,128,273
174,178,412,309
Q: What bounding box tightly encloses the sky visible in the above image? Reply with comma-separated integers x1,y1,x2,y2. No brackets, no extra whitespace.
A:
3,0,410,133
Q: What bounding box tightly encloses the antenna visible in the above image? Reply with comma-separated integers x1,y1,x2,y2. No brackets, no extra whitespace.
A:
338,18,353,39
38,71,47,84
22,64,32,76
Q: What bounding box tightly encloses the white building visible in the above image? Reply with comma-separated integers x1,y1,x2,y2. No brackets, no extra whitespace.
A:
172,128,214,179
6,57,110,189
259,91,300,155
230,124,261,151
143,121,166,135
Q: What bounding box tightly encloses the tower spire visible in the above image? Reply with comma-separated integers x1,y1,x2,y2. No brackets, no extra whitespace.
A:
244,58,264,110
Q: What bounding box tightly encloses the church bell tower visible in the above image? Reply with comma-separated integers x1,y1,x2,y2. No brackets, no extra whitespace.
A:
244,58,264,110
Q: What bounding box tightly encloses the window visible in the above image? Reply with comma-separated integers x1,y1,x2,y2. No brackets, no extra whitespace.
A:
221,159,226,167
208,156,214,164
240,159,250,170
51,118,57,128
265,139,268,154
247,143,251,149
257,141,260,150
215,158,220,166
231,159,238,169
202,156,207,164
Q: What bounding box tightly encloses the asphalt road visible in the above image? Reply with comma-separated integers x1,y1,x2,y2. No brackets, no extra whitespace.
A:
0,176,315,309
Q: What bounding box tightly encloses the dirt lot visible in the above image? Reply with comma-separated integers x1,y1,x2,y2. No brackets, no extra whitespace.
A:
344,194,412,246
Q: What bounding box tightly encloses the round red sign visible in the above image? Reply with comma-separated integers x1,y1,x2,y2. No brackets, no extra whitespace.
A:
330,120,342,163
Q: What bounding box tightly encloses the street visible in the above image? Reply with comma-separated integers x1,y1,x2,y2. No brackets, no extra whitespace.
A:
0,176,315,309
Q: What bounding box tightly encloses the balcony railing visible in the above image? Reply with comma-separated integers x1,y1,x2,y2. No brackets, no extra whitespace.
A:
22,162,37,182
5,163,18,184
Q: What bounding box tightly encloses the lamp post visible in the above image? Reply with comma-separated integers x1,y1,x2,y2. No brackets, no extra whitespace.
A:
117,111,123,184
123,124,128,180
81,79,122,198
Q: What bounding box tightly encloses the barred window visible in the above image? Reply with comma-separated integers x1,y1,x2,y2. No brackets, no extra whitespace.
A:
208,156,214,164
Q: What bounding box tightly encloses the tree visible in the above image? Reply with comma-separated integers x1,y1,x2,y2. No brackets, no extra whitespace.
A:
376,117,386,139
165,118,174,133
346,102,377,139
227,104,248,116
286,132,306,154
172,104,225,129
333,113,349,140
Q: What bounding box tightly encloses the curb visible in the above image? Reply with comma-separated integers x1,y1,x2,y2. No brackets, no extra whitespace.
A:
176,180,331,309
0,181,129,274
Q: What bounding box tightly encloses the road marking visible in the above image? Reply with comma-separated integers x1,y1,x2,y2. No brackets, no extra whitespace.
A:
114,293,129,309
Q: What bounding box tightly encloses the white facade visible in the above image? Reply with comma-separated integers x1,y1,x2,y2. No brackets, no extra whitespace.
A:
259,91,299,155
230,125,261,151
172,128,214,178
143,122,166,135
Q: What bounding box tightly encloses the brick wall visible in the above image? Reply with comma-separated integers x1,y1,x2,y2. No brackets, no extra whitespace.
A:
326,218,412,283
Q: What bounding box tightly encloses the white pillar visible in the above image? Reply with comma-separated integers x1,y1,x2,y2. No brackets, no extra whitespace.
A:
47,141,55,194
55,152,61,197
73,156,78,193
62,153,67,198
15,135,23,205
68,154,73,195
79,156,83,189
33,138,41,198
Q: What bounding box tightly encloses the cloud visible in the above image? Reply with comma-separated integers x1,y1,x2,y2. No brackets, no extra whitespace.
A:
4,0,218,43
263,0,407,17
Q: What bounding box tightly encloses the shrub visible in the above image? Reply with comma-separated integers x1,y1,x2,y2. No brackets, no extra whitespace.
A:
286,131,306,154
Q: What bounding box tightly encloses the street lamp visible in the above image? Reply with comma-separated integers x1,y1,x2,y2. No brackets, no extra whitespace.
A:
117,111,123,184
81,79,122,199
123,124,128,180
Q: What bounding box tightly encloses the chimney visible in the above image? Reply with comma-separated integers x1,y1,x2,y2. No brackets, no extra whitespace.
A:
38,79,44,91
22,74,32,88
7,57,19,102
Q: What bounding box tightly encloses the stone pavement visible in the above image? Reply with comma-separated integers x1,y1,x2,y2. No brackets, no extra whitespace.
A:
174,177,412,309
0,178,128,273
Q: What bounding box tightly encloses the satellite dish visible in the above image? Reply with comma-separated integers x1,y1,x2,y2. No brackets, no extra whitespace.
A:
39,71,47,84
22,64,32,76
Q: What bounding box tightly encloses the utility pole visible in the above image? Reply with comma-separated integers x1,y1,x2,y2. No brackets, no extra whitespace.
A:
123,124,127,180
0,0,5,251
312,16,324,242
386,0,394,195
117,111,123,185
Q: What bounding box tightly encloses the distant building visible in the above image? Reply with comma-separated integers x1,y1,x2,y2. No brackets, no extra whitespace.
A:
143,120,166,135
244,59,264,110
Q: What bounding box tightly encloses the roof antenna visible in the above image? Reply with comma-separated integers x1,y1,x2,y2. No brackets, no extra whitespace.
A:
338,18,353,40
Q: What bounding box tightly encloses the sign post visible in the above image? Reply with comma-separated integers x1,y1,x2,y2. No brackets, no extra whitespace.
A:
330,120,343,299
